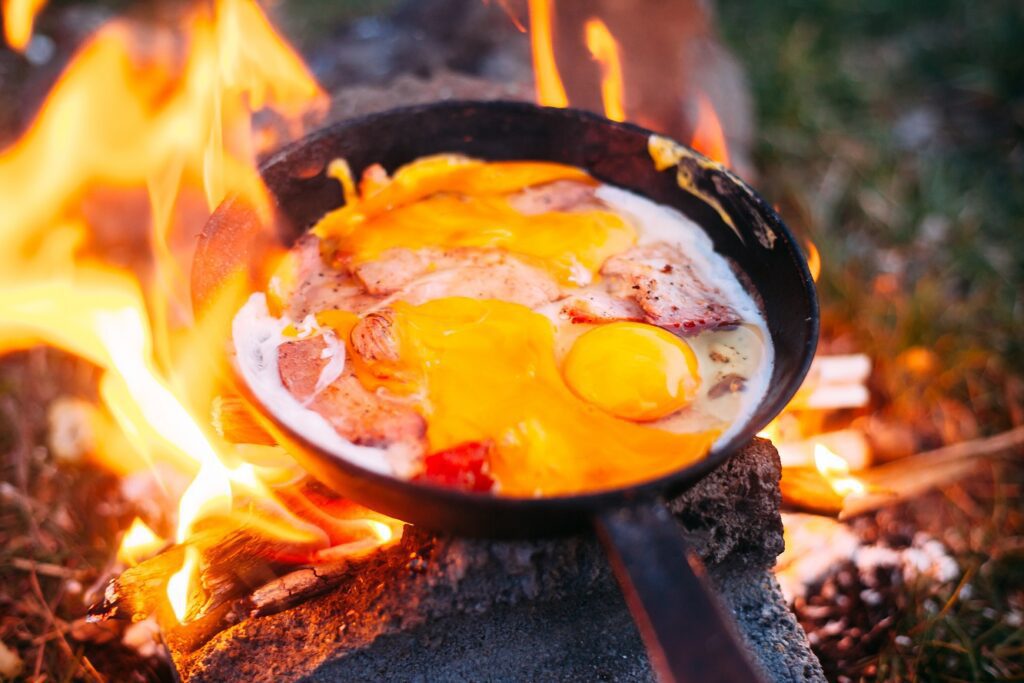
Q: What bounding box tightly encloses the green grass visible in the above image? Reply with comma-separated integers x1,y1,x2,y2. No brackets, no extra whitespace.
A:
717,1,1024,678
718,0,1024,378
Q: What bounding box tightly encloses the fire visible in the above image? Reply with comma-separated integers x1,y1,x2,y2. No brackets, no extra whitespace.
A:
527,0,568,107
583,18,626,122
527,9,731,171
1,0,46,51
117,517,165,567
690,93,731,167
805,239,822,282
814,443,866,499
0,0,405,627
167,547,200,624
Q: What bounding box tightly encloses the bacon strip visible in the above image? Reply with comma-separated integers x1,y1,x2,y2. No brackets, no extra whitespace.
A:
353,247,560,309
278,336,425,455
558,288,645,324
601,242,742,334
288,234,381,319
506,179,602,215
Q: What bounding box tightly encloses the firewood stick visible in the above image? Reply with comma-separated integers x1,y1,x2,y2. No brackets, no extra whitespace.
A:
811,354,871,385
781,425,1024,518
779,468,844,516
787,354,871,410
793,384,870,410
248,562,350,616
776,429,871,470
212,395,277,445
87,545,186,622
840,424,1024,518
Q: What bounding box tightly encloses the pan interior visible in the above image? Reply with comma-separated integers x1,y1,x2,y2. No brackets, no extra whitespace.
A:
203,101,817,521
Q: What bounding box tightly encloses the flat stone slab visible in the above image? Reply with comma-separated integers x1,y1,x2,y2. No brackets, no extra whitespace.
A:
299,562,822,683
170,441,823,682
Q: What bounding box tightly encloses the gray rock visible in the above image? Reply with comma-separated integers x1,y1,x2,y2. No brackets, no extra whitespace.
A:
171,441,822,682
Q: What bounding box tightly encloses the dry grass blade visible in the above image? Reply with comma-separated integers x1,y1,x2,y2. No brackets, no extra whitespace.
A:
28,570,107,683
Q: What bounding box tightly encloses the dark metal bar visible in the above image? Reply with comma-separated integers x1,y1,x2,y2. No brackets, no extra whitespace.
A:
595,501,766,683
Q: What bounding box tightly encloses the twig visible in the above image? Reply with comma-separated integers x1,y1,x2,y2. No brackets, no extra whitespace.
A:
248,562,349,616
10,557,89,580
2,397,44,546
28,570,106,683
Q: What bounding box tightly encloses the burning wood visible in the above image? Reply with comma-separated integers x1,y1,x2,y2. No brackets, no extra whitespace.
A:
781,425,1024,517
0,0,354,631
777,429,871,470
840,424,1024,518
211,394,275,445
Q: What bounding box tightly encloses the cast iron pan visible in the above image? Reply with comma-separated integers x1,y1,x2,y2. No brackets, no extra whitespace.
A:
194,101,818,683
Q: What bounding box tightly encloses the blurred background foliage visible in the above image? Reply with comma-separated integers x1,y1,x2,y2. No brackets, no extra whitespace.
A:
714,0,1024,437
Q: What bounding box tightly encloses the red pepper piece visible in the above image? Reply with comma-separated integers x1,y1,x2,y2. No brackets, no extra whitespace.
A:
416,440,496,493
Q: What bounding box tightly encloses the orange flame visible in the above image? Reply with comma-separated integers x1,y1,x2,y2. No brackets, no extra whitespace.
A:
690,93,731,167
168,546,200,623
2,0,46,51
805,239,821,282
117,517,165,566
583,18,625,122
814,444,866,499
527,0,568,107
0,0,407,626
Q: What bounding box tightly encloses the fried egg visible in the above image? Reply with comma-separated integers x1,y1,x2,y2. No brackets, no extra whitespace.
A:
234,155,773,496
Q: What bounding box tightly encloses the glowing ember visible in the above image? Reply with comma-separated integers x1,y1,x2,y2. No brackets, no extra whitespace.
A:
583,18,626,122
814,443,866,499
117,517,165,567
527,0,568,107
690,93,731,167
1,0,46,52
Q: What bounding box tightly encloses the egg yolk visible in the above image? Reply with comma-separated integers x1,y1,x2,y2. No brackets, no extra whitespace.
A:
316,154,594,226
364,297,718,496
313,158,636,286
562,322,700,422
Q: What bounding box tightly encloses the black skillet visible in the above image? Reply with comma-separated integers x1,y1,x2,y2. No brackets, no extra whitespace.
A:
193,101,819,683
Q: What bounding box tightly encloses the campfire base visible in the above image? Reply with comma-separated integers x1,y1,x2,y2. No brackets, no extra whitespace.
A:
295,562,817,683
168,441,825,682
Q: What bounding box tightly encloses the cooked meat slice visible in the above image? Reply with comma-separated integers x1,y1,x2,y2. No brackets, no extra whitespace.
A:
559,288,646,324
507,180,601,215
278,336,425,453
350,310,399,363
288,234,381,318
602,242,742,334
354,247,561,309
397,261,560,308
352,247,446,295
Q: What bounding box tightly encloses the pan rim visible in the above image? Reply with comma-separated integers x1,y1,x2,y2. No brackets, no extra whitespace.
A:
211,99,819,517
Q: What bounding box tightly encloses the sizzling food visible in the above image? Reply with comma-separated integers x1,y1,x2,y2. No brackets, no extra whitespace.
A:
233,155,773,496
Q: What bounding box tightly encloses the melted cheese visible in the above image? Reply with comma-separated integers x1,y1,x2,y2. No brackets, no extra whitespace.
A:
328,193,634,286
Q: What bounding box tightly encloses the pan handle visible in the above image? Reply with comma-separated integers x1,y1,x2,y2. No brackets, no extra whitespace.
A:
594,500,766,683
